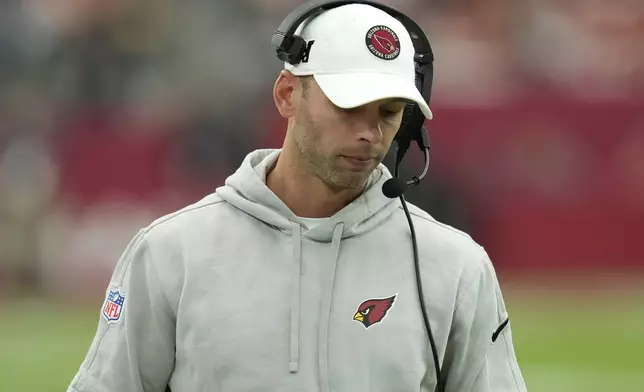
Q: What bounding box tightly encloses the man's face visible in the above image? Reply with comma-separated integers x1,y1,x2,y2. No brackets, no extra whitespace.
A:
291,77,407,190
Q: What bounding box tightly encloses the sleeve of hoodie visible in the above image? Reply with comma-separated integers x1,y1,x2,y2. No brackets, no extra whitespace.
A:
67,230,175,392
442,249,528,392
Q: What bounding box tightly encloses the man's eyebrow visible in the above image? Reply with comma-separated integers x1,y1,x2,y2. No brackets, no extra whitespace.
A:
387,98,412,104
383,98,411,107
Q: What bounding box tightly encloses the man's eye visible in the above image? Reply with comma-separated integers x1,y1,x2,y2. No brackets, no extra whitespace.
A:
380,109,399,117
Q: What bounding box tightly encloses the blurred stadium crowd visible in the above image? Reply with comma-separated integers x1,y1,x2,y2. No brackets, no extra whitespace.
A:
0,0,643,299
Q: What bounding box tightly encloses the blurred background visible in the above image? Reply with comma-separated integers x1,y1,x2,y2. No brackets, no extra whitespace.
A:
0,0,642,390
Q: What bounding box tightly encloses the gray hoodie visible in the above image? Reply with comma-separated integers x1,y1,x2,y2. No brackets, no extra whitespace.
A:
68,149,527,392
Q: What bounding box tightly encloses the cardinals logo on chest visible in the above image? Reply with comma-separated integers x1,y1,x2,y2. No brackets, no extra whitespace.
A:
353,294,397,328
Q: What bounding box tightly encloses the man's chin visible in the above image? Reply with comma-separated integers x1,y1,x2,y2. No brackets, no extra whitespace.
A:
324,169,372,192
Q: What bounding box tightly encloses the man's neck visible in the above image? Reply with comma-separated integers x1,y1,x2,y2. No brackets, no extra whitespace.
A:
266,149,364,218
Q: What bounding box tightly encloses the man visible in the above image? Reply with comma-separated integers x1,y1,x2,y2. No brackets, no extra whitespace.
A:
68,4,527,392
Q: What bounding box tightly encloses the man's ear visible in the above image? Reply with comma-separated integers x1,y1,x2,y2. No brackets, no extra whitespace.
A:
273,70,300,119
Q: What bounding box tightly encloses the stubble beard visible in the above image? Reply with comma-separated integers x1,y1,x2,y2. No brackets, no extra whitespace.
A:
293,112,371,191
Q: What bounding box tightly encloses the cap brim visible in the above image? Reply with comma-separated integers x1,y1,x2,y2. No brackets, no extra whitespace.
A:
313,72,433,120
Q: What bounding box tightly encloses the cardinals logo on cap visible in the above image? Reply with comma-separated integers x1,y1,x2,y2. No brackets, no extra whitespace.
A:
365,25,400,60
353,294,397,328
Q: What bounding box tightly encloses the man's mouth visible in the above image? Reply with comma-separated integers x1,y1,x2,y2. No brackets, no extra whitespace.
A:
343,155,374,162
341,155,375,169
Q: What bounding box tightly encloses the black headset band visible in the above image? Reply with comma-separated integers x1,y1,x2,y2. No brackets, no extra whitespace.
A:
272,0,433,61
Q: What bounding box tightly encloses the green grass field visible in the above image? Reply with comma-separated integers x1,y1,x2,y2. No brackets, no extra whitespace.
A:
1,288,642,391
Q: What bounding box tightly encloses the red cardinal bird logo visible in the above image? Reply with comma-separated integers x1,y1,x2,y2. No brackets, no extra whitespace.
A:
373,34,395,53
353,294,397,328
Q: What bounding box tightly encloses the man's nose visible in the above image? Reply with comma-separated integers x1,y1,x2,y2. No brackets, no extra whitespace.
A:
352,109,382,144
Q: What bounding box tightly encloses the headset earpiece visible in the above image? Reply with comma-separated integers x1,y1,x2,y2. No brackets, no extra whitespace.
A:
399,103,416,133
276,35,309,64
396,51,428,144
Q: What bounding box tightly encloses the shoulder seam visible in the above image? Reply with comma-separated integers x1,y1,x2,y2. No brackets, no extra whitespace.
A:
400,206,482,248
142,197,226,233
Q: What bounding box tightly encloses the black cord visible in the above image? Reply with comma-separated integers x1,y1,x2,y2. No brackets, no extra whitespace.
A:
400,195,444,392
394,151,444,392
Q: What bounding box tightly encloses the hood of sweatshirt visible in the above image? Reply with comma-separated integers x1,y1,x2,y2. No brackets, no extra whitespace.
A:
217,148,400,242
215,148,401,376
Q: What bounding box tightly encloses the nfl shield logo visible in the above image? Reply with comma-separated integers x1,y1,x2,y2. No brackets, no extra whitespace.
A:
103,289,125,322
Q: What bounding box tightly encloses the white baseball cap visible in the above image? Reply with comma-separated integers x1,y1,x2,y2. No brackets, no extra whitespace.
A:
285,3,433,120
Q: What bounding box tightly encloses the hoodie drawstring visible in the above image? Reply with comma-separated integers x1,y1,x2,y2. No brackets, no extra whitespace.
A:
289,222,302,373
289,221,344,386
318,223,344,392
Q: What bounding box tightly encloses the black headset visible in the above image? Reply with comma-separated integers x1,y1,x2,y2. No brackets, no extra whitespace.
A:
272,2,444,392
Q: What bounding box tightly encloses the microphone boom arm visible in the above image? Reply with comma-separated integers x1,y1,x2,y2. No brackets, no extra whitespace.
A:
383,126,431,199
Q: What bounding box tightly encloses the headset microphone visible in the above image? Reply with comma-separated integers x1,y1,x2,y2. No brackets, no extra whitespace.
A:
381,177,408,199
382,126,431,199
